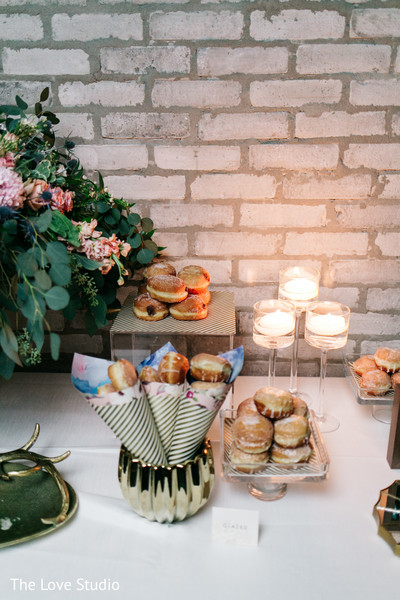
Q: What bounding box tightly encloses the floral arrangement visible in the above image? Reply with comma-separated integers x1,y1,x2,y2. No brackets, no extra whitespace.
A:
0,88,159,379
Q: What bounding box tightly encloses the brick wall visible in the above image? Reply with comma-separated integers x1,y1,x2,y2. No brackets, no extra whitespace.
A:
1,0,400,375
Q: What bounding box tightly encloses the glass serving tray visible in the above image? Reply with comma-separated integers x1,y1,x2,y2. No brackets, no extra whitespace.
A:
343,353,394,406
220,408,329,501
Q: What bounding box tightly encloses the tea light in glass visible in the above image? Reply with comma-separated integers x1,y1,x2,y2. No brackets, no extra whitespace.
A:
253,300,296,387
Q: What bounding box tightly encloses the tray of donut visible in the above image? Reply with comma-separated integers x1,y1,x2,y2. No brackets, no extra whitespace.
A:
220,387,330,482
134,262,211,322
344,348,400,405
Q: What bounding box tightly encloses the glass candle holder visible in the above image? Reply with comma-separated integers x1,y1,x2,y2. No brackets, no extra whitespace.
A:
253,299,296,387
279,266,320,395
305,301,351,433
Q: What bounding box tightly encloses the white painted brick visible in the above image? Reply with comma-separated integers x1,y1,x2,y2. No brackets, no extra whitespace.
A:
283,174,372,200
297,44,390,74
0,14,43,40
197,47,288,76
240,203,326,229
0,0,85,4
238,260,320,284
52,13,143,41
153,233,188,257
154,146,240,171
198,112,289,141
250,79,342,107
344,144,400,170
366,288,400,312
100,0,189,3
152,80,241,108
212,285,276,308
250,143,338,170
56,113,94,140
392,113,400,136
396,49,400,73
150,203,234,229
349,313,400,337
195,232,281,256
150,11,243,40
54,334,103,354
335,205,400,229
284,232,368,256
330,260,400,284
2,48,89,75
103,175,186,201
350,9,400,38
101,46,190,74
59,81,144,107
191,174,277,200
250,10,345,41
361,339,400,356
296,111,385,138
171,259,232,283
375,233,400,256
378,174,400,199
0,81,52,105
318,286,360,310
350,79,400,106
102,113,190,139
73,145,148,171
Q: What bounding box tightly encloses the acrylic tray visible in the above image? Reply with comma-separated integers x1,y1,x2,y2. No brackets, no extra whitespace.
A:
343,353,394,406
220,408,329,501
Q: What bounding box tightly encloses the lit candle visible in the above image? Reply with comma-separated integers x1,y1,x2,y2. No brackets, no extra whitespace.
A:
307,314,347,336
256,311,295,337
281,278,318,302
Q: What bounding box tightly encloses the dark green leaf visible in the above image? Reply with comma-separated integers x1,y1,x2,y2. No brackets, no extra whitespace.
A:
0,105,23,116
34,102,42,116
128,213,141,226
0,293,17,311
84,311,98,336
0,352,15,379
16,253,38,277
98,172,105,191
50,332,61,360
42,111,59,125
34,270,52,291
33,246,49,268
15,95,28,111
137,247,154,265
34,209,53,233
49,263,71,286
141,217,154,233
3,220,17,235
63,295,82,321
75,254,101,271
28,319,44,351
143,239,159,255
127,233,142,249
44,286,70,310
46,241,70,264
40,87,50,102
49,211,80,247
91,296,107,328
32,159,51,180
97,201,110,214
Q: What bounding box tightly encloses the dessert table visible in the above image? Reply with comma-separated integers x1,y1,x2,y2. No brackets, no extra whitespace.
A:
0,373,399,600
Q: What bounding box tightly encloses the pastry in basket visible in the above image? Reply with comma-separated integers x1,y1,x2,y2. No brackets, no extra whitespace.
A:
392,373,400,389
270,442,311,464
97,383,117,395
374,347,400,373
169,295,208,321
232,413,273,454
359,369,391,396
133,293,169,321
253,387,293,420
292,396,309,418
147,274,188,303
177,265,210,294
190,353,232,382
273,415,310,448
237,397,259,417
353,355,377,376
143,262,176,279
189,289,211,305
108,359,138,391
230,442,269,473
191,380,227,394
139,366,161,383
158,351,189,384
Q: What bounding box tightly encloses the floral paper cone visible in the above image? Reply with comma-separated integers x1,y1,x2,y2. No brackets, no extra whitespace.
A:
71,353,166,465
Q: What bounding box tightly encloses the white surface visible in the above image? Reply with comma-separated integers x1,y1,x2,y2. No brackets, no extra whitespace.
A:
0,373,399,600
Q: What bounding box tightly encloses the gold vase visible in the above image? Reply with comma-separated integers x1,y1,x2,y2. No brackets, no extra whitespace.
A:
118,439,214,523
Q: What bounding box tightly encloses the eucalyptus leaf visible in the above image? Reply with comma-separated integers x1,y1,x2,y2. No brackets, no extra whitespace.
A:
40,87,50,102
49,332,61,360
46,241,70,264
84,311,98,336
143,239,159,255
0,352,16,379
127,233,142,249
141,217,154,233
28,319,44,351
44,286,70,311
75,254,101,271
16,253,38,277
137,247,154,265
128,213,141,226
34,209,53,233
15,95,28,111
34,270,52,291
49,263,71,286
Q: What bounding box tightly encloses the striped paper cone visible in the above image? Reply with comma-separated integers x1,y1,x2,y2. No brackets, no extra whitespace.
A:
143,382,186,457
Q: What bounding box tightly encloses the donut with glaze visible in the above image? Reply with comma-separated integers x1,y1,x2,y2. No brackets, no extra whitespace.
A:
237,397,259,417
270,442,312,464
230,442,269,473
359,369,391,396
374,347,400,373
188,289,211,305
133,293,169,321
253,387,294,420
273,415,310,448
139,366,160,383
146,275,188,304
169,295,208,321
97,383,116,395
158,351,189,385
292,396,309,418
143,262,176,279
108,359,138,391
232,413,273,454
190,353,232,383
177,265,210,294
353,355,378,376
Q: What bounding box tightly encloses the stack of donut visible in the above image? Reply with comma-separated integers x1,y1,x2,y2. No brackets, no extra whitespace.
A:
353,347,400,396
133,262,211,322
230,387,312,473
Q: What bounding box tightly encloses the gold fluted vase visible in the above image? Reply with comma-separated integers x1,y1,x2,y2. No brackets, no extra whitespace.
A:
118,439,214,523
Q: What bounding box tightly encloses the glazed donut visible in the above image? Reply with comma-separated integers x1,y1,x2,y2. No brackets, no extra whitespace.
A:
270,442,312,464
273,415,310,448
147,275,188,304
392,372,400,389
143,262,176,280
353,355,378,376
190,353,232,383
232,413,273,454
97,383,116,395
230,442,269,473
137,281,148,295
189,289,211,305
359,369,391,396
133,293,169,321
190,380,227,394
169,295,208,321
108,359,138,391
374,347,400,373
177,265,210,294
139,366,160,383
158,351,189,385
292,396,309,419
237,397,259,417
253,387,293,420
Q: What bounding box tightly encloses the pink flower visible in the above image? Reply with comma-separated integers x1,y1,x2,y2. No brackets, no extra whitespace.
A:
0,166,24,208
120,242,131,258
47,185,73,213
25,181,74,213
0,152,15,168
73,219,102,241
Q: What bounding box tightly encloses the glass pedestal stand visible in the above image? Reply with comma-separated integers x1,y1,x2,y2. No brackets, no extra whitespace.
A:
289,307,313,408
314,348,340,433
247,482,287,501
372,405,392,424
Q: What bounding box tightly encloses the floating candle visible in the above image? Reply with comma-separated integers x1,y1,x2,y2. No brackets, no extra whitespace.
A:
281,278,318,302
307,314,347,337
255,311,295,337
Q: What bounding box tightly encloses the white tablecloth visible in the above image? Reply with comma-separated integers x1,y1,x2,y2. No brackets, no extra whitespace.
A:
0,373,399,600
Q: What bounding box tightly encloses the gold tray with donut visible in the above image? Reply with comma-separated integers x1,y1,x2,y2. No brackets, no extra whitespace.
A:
220,409,329,501
343,353,394,406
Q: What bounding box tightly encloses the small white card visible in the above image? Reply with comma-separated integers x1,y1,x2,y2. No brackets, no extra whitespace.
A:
212,507,259,546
